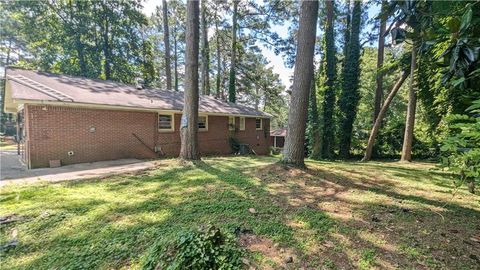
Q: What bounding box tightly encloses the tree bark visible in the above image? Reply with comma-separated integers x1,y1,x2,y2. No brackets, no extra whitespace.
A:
173,23,179,92
321,0,336,159
373,0,387,123
309,75,322,159
1,39,12,117
68,0,87,76
201,0,210,95
342,0,351,63
254,85,260,110
101,2,111,80
180,0,200,160
162,0,172,90
401,46,417,162
282,0,319,167
362,71,409,161
228,0,238,103
215,9,222,99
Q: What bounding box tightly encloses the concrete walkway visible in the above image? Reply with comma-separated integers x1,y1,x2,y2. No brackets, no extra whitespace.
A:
0,150,157,186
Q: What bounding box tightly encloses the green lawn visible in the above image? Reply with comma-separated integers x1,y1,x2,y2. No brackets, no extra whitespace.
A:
0,141,17,150
1,156,479,269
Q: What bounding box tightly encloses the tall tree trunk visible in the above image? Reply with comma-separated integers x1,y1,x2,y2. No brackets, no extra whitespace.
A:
342,0,351,64
309,75,322,159
263,83,268,111
228,0,238,103
321,0,336,159
282,0,319,167
180,0,200,160
74,36,87,76
254,85,260,110
401,46,417,162
373,0,387,123
68,0,87,76
162,0,172,90
1,39,12,118
201,0,210,95
363,71,409,161
338,0,361,159
215,11,222,99
173,23,179,92
101,2,111,80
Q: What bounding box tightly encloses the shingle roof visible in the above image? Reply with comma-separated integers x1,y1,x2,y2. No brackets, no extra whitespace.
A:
5,68,271,117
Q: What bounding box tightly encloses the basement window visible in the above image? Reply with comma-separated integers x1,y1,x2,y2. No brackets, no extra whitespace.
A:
198,115,208,131
228,116,235,131
256,118,263,130
239,117,245,131
158,114,174,131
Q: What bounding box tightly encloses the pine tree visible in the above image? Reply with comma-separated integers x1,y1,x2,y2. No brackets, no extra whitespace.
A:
373,0,387,123
162,0,172,90
321,0,336,159
282,0,319,167
228,0,239,103
200,0,210,95
180,0,200,160
338,0,361,158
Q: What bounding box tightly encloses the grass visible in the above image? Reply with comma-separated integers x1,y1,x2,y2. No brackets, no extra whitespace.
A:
0,140,17,150
1,156,479,269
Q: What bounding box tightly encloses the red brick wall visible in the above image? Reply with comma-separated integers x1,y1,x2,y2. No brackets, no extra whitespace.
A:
25,105,270,168
26,105,157,168
156,115,270,156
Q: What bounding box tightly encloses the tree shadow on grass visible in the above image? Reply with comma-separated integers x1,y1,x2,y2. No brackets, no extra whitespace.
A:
2,157,479,269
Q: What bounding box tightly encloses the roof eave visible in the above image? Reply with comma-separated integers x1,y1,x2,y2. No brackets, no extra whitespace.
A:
10,98,272,118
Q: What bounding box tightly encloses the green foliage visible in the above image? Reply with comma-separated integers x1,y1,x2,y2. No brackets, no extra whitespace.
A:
229,137,241,154
145,225,243,270
359,249,377,270
307,76,321,159
1,157,478,269
431,3,479,90
338,1,362,158
2,0,152,84
440,99,480,193
320,0,337,159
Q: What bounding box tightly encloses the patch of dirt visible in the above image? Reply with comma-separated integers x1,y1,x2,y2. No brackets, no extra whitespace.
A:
247,163,480,269
239,233,300,270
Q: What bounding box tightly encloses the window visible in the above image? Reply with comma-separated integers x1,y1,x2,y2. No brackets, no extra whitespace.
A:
158,114,174,131
198,115,208,131
255,118,263,130
228,116,235,131
239,117,245,131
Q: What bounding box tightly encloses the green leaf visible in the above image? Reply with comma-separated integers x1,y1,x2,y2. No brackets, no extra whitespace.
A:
452,77,465,86
466,100,480,112
447,17,461,33
460,8,472,32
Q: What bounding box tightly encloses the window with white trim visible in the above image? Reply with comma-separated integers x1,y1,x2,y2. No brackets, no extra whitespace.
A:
255,118,263,130
198,115,208,131
239,117,245,131
228,116,235,131
158,114,174,131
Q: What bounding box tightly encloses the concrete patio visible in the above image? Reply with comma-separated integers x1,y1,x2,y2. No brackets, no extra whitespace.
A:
0,150,157,186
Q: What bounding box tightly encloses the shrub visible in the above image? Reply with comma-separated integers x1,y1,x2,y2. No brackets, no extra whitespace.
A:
440,99,480,194
142,225,243,270
229,137,241,154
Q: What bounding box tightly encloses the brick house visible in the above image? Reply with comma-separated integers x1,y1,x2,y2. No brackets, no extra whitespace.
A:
3,68,271,168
